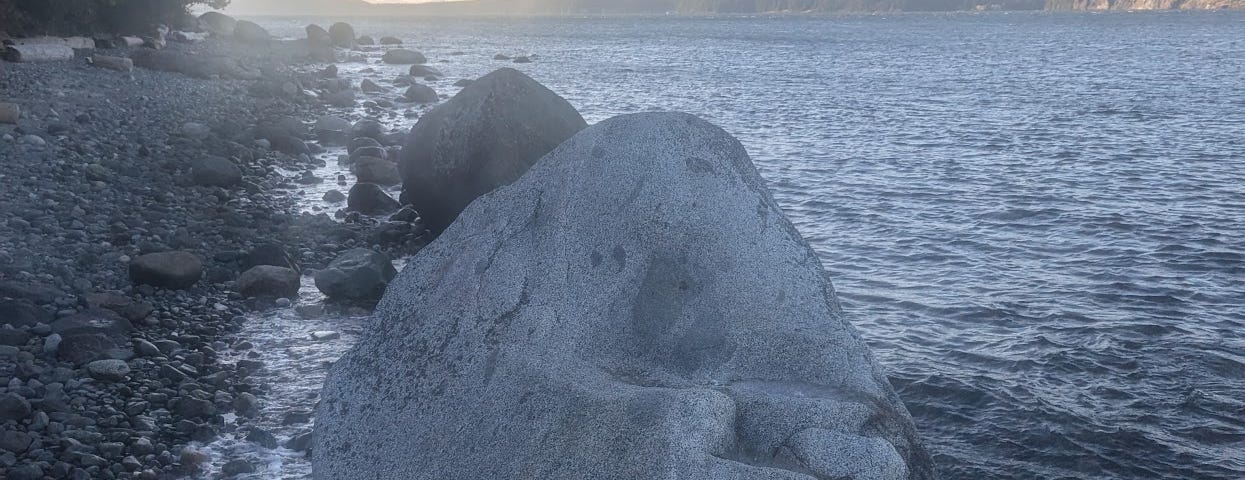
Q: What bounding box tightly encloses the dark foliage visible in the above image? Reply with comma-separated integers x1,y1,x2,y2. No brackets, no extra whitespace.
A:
0,0,229,36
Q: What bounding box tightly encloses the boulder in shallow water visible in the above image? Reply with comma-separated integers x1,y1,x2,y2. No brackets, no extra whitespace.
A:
402,84,438,103
347,183,400,215
408,64,444,77
382,48,426,64
315,112,934,480
129,251,202,290
353,156,401,185
306,24,331,47
329,22,356,48
379,36,402,45
313,248,397,301
399,67,586,232
236,266,301,299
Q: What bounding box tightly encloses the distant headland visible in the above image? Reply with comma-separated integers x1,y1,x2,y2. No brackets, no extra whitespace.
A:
221,0,1244,15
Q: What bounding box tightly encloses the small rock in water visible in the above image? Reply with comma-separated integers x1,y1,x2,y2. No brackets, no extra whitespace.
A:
246,427,279,449
513,55,532,63
311,331,340,341
323,189,346,203
382,49,428,64
295,304,325,319
276,297,293,308
314,248,397,301
222,459,256,475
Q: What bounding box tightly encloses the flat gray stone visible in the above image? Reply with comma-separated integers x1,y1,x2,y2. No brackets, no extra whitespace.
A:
314,112,933,479
86,359,130,381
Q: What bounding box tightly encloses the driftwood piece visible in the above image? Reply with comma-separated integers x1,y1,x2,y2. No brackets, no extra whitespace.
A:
90,55,134,72
2,44,74,62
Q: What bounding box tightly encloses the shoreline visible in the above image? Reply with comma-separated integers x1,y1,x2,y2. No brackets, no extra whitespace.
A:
0,29,425,478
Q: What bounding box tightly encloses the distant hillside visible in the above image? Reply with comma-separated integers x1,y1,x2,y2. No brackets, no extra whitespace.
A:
384,0,1243,12
222,0,373,15
217,0,1245,15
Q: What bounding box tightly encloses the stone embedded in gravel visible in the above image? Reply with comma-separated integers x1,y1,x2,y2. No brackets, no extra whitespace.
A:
313,248,397,301
0,298,50,327
5,464,42,480
85,359,131,381
347,183,401,215
18,134,46,146
403,84,438,104
191,156,242,187
399,67,587,232
181,122,211,139
0,392,31,421
133,338,161,357
236,265,301,299
129,251,203,290
352,156,402,185
0,327,32,346
314,113,934,480
382,49,428,65
0,429,33,453
0,102,20,124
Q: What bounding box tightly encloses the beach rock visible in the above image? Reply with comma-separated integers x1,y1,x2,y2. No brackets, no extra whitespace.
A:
352,120,384,140
199,11,237,36
513,55,532,63
0,393,31,422
409,65,444,77
349,136,382,153
269,135,310,156
347,183,400,215
361,79,387,93
353,156,402,185
403,84,438,103
237,266,301,299
379,36,402,45
315,115,352,144
324,89,355,108
493,53,511,60
0,430,33,453
382,49,427,65
234,20,270,44
399,67,586,232
314,112,934,480
313,248,396,301
131,50,259,80
191,156,242,187
85,359,130,381
329,22,356,47
306,24,331,46
453,79,474,87
0,103,19,124
244,243,299,272
129,251,203,290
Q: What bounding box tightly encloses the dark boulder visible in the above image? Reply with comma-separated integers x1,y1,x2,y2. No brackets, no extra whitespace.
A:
314,112,934,480
399,68,586,232
378,36,402,45
313,249,397,301
358,35,375,46
198,11,237,36
408,65,444,77
329,22,356,48
347,183,401,215
243,243,299,272
353,157,402,186
361,79,387,93
129,251,202,290
234,20,270,44
382,49,427,65
191,156,241,187
403,84,438,104
237,266,301,299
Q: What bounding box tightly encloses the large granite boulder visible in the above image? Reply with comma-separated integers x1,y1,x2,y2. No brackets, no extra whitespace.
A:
398,68,586,232
314,113,934,480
